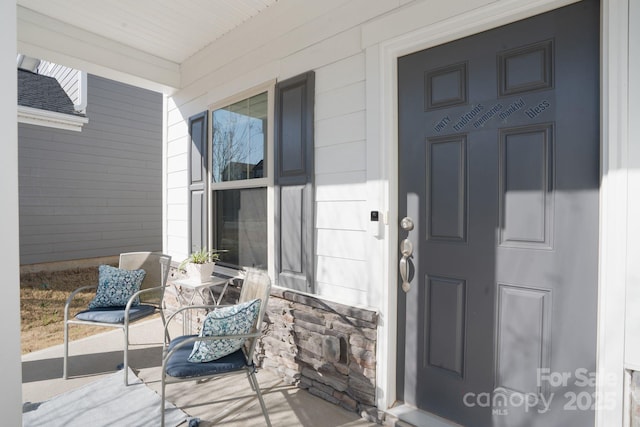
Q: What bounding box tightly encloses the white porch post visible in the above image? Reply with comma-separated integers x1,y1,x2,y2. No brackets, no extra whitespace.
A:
0,2,24,425
597,0,629,425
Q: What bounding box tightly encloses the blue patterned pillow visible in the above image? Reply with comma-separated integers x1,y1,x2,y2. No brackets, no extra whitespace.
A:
188,299,261,363
88,265,146,309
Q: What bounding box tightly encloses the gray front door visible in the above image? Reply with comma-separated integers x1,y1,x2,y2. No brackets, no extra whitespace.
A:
397,1,599,426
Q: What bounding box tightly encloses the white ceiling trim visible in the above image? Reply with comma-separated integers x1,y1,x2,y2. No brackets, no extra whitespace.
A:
17,6,181,93
17,0,279,64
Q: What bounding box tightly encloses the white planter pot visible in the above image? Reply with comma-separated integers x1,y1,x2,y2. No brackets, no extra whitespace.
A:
186,262,215,283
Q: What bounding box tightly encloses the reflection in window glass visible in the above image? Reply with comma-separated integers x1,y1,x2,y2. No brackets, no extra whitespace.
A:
214,188,267,268
212,92,267,183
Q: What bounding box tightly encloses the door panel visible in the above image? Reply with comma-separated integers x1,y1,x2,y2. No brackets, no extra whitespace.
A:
495,284,551,395
428,135,468,241
499,124,554,248
397,1,599,426
427,276,466,376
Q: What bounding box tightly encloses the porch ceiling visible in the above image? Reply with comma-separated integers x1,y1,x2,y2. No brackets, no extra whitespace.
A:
16,0,278,92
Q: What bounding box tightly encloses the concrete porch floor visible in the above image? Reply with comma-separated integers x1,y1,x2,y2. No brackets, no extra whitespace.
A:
21,317,379,426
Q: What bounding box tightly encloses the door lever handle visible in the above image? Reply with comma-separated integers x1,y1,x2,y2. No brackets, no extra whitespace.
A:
400,238,413,292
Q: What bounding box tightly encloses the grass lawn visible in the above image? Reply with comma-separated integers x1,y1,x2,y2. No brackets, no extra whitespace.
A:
20,266,111,354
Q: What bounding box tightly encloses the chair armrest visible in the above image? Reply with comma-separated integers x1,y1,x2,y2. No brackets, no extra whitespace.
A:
123,284,169,322
163,304,218,342
64,284,98,321
125,284,167,307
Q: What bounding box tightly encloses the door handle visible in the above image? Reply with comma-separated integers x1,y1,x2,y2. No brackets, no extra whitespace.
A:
400,238,413,292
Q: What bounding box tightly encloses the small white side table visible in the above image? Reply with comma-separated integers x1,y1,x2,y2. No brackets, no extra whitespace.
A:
172,277,230,334
173,276,230,306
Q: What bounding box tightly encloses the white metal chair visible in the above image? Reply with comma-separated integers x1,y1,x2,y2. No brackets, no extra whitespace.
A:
160,268,272,426
63,251,171,385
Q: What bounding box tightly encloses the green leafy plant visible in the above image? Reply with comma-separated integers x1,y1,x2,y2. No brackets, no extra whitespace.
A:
178,248,223,271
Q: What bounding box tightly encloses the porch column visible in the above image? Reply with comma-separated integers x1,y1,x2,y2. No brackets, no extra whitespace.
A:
0,2,24,425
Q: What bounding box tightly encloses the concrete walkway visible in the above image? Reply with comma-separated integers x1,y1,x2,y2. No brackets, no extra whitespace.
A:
22,317,378,426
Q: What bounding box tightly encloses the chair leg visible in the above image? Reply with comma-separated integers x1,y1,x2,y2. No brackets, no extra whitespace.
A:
247,370,271,427
123,328,129,386
63,321,69,379
159,309,170,344
246,370,257,391
161,365,167,427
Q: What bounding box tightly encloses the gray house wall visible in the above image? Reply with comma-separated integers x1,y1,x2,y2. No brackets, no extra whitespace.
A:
18,74,162,265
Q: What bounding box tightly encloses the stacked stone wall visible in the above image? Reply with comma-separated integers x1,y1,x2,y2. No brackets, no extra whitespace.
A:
259,288,380,422
165,268,381,423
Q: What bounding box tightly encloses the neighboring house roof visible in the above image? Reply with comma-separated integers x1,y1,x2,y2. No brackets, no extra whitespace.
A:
18,69,82,116
17,68,88,131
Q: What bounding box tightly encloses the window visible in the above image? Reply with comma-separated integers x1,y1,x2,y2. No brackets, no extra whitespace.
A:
193,73,313,290
209,87,272,269
212,92,267,183
213,188,267,268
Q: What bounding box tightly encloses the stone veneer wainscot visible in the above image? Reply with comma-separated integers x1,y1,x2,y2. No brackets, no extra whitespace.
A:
259,288,380,422
165,268,381,423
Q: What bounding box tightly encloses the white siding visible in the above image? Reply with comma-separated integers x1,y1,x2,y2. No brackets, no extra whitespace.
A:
166,0,402,309
19,74,163,264
315,111,366,147
315,82,366,121
168,0,577,309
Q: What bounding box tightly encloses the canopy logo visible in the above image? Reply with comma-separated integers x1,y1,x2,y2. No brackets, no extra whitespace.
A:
462,368,617,416
463,387,552,415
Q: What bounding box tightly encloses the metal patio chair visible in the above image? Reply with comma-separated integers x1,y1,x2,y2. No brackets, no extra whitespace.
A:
63,251,172,385
160,268,272,426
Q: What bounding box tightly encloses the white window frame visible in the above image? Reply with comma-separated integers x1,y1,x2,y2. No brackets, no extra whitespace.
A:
207,82,275,192
206,81,275,275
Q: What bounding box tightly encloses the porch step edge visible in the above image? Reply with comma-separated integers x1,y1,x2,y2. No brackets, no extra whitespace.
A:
384,405,463,427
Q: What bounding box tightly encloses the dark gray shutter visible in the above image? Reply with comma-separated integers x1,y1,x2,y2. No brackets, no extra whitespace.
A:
188,111,208,253
275,72,315,292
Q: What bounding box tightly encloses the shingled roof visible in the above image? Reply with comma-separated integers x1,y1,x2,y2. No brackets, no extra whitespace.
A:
18,69,85,117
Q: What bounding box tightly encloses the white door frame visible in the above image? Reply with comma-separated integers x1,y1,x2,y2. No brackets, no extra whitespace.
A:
371,0,629,424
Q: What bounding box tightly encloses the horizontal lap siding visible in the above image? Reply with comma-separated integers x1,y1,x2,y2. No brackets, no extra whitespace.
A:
18,74,162,264
165,119,189,262
314,53,369,305
167,0,401,306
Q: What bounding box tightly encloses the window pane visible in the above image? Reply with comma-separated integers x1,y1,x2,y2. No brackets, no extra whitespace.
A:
214,188,267,268
212,92,267,183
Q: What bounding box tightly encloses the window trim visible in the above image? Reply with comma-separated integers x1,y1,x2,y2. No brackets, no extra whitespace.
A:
206,80,275,273
207,81,275,192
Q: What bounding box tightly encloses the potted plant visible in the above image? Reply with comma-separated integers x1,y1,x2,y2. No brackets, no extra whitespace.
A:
179,248,222,283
